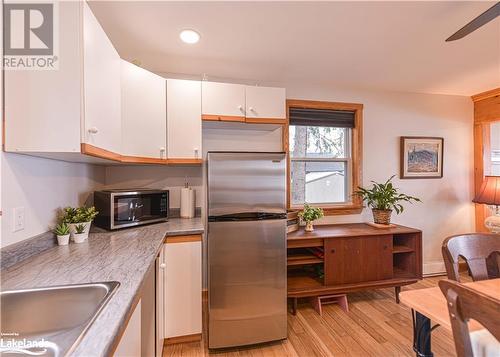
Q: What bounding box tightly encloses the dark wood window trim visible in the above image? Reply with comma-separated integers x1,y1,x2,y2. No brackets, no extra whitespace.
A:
472,87,500,231
285,99,363,215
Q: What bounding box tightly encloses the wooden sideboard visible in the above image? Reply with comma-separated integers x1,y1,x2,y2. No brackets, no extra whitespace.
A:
287,223,422,313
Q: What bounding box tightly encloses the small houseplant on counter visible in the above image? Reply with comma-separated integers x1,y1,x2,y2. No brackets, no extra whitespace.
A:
61,206,98,240
72,224,87,244
54,222,70,246
298,203,324,232
355,175,421,225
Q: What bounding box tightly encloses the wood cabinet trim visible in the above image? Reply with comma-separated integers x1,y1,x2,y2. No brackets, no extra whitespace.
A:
245,117,287,124
81,143,122,162
81,143,202,165
202,114,286,125
202,114,245,122
166,158,203,165
120,155,167,165
164,234,202,244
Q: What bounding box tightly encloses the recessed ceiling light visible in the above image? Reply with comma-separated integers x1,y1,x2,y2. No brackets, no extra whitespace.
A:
180,29,200,44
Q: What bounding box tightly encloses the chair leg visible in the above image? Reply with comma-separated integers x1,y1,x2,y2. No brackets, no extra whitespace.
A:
395,286,401,304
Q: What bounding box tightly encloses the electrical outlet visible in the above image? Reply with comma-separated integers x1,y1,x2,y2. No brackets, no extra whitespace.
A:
13,207,25,232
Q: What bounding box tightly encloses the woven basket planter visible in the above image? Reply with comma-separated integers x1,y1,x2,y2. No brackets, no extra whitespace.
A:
372,209,392,225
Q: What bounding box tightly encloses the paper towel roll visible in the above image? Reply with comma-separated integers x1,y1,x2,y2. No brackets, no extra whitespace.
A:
180,187,195,218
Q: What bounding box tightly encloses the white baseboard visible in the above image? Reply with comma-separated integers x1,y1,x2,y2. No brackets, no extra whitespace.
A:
423,261,446,277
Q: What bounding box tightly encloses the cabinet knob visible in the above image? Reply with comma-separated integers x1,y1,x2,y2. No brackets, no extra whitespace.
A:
331,249,335,253
194,148,199,158
159,263,166,269
88,127,99,134
238,105,244,111
249,107,255,112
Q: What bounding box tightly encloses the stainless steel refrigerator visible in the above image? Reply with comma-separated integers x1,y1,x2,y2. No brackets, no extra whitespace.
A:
207,152,287,349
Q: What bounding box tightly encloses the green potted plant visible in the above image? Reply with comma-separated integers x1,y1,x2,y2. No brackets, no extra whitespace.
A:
61,206,98,240
53,222,70,246
298,203,324,232
355,175,421,225
73,223,87,244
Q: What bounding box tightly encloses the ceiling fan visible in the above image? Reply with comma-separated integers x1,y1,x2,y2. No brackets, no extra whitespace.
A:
446,2,500,41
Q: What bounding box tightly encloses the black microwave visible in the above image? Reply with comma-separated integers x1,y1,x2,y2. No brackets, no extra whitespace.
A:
94,189,169,230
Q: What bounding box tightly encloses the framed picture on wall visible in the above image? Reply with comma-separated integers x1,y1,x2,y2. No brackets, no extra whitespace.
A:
400,136,444,179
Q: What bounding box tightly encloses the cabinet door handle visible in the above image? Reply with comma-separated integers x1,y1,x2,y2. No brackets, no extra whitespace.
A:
160,147,166,159
331,249,335,253
159,263,166,269
88,127,99,134
194,148,199,158
238,105,244,112
249,107,255,112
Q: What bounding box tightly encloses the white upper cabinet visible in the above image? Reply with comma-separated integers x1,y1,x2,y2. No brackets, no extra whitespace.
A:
167,79,202,159
83,2,121,154
201,82,246,119
245,86,286,120
4,1,82,153
4,1,122,157
121,60,167,159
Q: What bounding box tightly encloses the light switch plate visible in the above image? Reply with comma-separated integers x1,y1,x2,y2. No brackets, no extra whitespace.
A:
13,207,25,232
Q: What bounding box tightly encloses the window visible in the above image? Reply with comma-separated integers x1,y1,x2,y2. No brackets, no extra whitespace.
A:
287,100,363,215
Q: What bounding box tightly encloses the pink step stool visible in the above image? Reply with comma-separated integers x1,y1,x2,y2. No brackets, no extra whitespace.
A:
310,294,349,316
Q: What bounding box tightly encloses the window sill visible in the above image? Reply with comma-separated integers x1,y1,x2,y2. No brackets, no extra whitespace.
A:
289,204,363,216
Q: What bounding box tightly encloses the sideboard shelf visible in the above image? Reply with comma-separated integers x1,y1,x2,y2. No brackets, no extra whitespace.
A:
287,223,423,313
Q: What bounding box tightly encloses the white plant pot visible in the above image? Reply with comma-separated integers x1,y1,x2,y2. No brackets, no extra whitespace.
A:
57,234,70,246
69,221,91,240
73,233,87,244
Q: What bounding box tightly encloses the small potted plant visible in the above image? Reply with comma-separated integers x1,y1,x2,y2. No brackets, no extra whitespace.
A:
355,175,421,225
61,206,98,240
73,223,87,244
54,222,70,246
298,203,324,232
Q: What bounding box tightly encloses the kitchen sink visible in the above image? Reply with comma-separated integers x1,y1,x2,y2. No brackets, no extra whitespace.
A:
0,281,120,357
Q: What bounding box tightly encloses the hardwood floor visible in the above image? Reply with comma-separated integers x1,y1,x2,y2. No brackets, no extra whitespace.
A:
164,275,458,357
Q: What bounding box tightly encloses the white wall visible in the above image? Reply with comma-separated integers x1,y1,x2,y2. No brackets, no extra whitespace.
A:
1,154,105,247
283,83,474,274
104,165,203,209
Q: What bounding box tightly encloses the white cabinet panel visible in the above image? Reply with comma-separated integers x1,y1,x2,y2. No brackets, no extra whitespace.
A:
4,1,81,153
164,240,202,338
121,60,166,159
167,79,202,159
245,86,286,119
114,300,142,357
83,2,121,154
156,249,166,357
202,81,246,118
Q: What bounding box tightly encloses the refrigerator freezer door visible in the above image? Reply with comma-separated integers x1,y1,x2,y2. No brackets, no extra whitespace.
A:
208,219,287,348
207,152,286,217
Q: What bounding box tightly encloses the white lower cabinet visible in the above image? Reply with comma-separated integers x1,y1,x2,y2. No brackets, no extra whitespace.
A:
114,300,142,357
163,236,202,341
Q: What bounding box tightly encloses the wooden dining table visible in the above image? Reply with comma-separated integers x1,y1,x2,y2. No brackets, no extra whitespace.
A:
400,278,500,357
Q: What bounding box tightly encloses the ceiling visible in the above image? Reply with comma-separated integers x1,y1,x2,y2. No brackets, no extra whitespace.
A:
89,1,500,97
